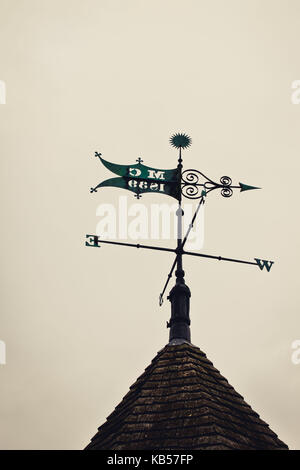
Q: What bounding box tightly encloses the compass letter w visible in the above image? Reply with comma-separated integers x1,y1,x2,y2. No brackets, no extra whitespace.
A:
254,258,274,272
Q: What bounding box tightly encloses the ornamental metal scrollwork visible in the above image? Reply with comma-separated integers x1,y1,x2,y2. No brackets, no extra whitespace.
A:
181,170,234,199
181,169,203,199
219,176,233,198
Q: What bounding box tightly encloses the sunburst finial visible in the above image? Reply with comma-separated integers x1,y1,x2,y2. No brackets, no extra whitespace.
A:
170,133,192,149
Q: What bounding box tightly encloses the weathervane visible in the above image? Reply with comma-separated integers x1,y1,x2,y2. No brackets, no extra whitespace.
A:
86,133,274,342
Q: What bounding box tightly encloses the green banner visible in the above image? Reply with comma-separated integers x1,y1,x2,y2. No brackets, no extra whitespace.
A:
91,157,180,200
91,176,180,200
99,157,179,182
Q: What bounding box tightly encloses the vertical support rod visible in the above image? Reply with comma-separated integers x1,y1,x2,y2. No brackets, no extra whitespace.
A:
176,147,184,282
167,147,191,343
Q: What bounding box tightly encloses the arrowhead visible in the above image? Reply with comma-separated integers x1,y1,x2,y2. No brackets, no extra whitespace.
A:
239,182,261,192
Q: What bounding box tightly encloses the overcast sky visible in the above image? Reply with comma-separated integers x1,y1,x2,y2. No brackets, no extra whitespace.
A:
0,0,299,449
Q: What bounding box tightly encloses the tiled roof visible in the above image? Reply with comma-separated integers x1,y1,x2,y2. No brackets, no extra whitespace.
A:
85,342,288,450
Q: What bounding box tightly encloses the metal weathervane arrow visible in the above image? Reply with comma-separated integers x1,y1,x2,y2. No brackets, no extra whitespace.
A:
86,133,274,341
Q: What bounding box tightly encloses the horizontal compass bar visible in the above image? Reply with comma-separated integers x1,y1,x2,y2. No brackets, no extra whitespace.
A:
85,236,274,273
182,250,257,266
85,235,176,254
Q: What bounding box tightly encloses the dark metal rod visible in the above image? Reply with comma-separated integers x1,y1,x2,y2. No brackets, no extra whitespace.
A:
159,256,178,305
176,147,183,275
182,250,257,266
181,196,205,250
158,195,205,305
158,146,185,305
90,238,176,254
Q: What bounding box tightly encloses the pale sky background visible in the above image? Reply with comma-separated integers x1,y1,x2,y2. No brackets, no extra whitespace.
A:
0,0,299,450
